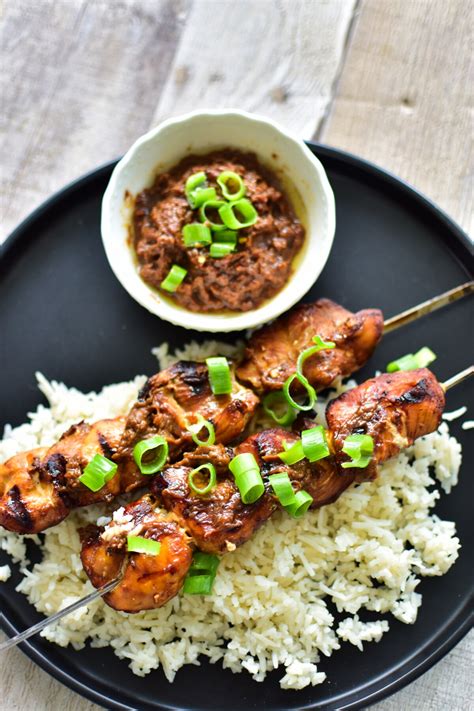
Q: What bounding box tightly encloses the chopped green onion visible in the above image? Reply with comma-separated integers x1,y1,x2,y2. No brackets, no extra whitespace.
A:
268,472,313,518
229,452,264,504
126,535,161,556
182,223,212,247
191,551,220,574
187,414,216,446
277,439,305,465
184,552,220,595
185,172,208,207
160,264,187,292
268,471,296,506
386,346,437,373
188,463,217,496
185,171,207,193
189,186,217,209
262,391,297,426
296,335,336,377
301,426,330,462
183,574,214,594
286,490,314,518
133,435,169,475
199,199,227,231
210,242,235,258
218,199,258,230
341,434,374,469
283,372,317,411
206,356,232,395
213,230,238,245
79,453,118,492
217,171,246,201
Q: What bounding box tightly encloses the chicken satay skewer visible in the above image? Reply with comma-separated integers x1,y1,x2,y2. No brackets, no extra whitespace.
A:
382,281,474,334
237,281,474,394
3,363,470,650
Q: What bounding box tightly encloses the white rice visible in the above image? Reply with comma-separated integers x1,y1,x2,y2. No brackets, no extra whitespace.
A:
0,342,465,690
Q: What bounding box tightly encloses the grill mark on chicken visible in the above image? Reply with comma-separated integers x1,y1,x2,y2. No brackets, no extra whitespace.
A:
98,432,116,459
6,485,33,531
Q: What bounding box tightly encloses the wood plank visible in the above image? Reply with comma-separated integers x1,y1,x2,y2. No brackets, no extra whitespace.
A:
151,0,357,137
0,0,190,241
321,0,473,235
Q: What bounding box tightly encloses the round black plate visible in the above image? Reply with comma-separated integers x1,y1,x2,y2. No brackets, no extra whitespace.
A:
1,144,473,711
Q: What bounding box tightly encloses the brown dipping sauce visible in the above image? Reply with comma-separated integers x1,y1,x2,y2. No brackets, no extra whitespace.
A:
132,150,305,313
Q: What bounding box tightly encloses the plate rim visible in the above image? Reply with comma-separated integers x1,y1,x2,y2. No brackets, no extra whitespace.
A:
0,142,472,711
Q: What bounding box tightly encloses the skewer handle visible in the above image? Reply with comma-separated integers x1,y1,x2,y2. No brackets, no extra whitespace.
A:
0,576,121,653
442,365,474,392
383,281,474,334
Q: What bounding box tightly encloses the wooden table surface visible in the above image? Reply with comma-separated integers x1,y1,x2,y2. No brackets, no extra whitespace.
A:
1,1,472,709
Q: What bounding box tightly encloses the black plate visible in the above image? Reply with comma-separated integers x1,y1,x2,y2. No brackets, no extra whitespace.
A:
1,143,473,711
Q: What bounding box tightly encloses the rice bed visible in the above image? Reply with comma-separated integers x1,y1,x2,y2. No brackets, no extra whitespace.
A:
0,342,463,690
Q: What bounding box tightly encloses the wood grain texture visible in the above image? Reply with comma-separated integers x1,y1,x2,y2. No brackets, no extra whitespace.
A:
1,0,473,709
0,0,189,241
151,0,357,137
321,0,473,235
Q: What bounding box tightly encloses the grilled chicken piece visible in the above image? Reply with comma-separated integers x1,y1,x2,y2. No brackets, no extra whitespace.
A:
0,418,145,534
236,298,383,393
238,428,354,509
151,445,277,554
326,368,445,478
80,495,192,613
117,360,259,463
0,447,65,533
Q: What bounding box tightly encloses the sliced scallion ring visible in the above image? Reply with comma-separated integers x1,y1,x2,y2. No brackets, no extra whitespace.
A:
183,574,214,594
182,222,212,247
210,242,235,258
286,490,313,518
133,435,169,475
229,452,264,504
213,229,238,245
277,439,305,465
283,372,317,411
341,433,374,469
217,171,246,201
386,346,436,373
126,535,161,555
296,335,336,377
184,552,220,594
218,199,258,230
188,463,217,496
79,453,118,492
187,414,216,446
301,426,330,462
188,186,217,209
199,199,227,231
268,471,296,507
185,171,206,193
206,356,232,395
262,391,297,426
160,264,187,292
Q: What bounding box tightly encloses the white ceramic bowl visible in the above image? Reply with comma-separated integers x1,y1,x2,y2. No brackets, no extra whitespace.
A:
101,109,335,332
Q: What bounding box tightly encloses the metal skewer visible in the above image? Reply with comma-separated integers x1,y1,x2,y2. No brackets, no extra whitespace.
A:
2,363,474,653
383,281,474,334
0,575,122,652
